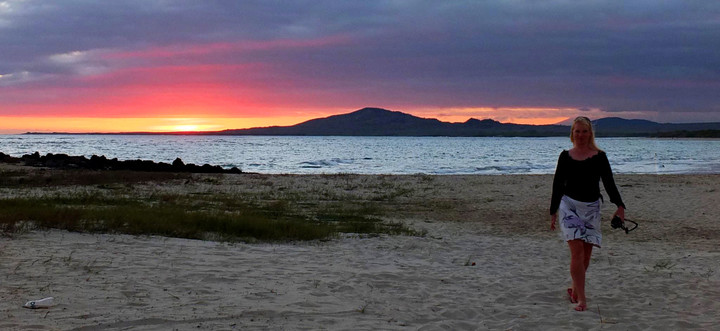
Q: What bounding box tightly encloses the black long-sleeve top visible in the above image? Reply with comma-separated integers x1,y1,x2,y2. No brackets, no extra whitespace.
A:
550,150,625,215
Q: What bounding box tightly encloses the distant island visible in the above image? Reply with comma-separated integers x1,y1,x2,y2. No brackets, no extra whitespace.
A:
26,107,720,137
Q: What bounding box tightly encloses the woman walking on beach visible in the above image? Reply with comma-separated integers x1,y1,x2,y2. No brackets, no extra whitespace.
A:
549,116,626,312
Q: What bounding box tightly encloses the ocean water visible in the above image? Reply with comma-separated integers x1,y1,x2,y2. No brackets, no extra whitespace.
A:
0,135,718,175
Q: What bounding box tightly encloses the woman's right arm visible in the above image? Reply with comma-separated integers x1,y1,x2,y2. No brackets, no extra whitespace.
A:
549,151,567,216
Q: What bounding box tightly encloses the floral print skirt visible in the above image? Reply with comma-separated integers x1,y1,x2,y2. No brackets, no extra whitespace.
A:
559,195,602,247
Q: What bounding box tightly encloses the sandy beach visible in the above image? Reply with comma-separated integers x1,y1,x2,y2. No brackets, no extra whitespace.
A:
1,171,719,330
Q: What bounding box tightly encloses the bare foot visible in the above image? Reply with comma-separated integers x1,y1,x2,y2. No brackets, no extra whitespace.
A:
567,288,578,304
574,302,587,311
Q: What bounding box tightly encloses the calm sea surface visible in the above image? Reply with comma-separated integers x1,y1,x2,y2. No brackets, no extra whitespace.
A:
0,135,718,175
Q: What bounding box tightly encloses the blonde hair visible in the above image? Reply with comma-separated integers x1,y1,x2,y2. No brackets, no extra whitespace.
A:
570,116,601,151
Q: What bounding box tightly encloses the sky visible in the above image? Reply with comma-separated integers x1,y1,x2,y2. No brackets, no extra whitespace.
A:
1,0,719,133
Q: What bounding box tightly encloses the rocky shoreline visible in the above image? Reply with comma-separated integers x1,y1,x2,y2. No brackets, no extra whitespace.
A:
0,151,242,174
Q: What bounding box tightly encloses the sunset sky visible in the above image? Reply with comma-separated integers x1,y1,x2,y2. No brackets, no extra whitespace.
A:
1,1,719,133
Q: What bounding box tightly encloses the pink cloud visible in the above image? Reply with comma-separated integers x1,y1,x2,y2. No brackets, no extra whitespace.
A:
104,34,353,60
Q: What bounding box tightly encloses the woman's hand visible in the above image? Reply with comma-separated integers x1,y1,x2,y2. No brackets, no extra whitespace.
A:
550,214,557,231
613,206,626,222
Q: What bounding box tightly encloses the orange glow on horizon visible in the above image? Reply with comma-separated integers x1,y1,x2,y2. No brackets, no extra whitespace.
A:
0,116,316,134
503,117,571,125
0,107,588,134
168,125,202,132
423,107,579,125
433,115,569,125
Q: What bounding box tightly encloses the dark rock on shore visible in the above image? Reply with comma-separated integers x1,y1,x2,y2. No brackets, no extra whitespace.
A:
0,152,242,174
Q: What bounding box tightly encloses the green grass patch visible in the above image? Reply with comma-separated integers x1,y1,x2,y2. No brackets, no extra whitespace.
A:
0,168,422,242
315,202,420,236
0,193,418,242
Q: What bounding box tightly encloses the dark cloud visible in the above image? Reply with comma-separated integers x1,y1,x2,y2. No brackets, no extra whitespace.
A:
1,0,719,121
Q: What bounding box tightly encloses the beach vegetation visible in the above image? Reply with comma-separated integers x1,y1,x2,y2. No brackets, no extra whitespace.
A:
650,259,676,271
596,304,617,324
0,168,420,242
464,256,474,266
644,259,677,278
358,302,369,314
698,267,715,280
0,193,415,242
0,168,190,188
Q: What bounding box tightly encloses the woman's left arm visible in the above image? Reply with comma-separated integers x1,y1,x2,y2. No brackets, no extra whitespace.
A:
599,152,626,214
